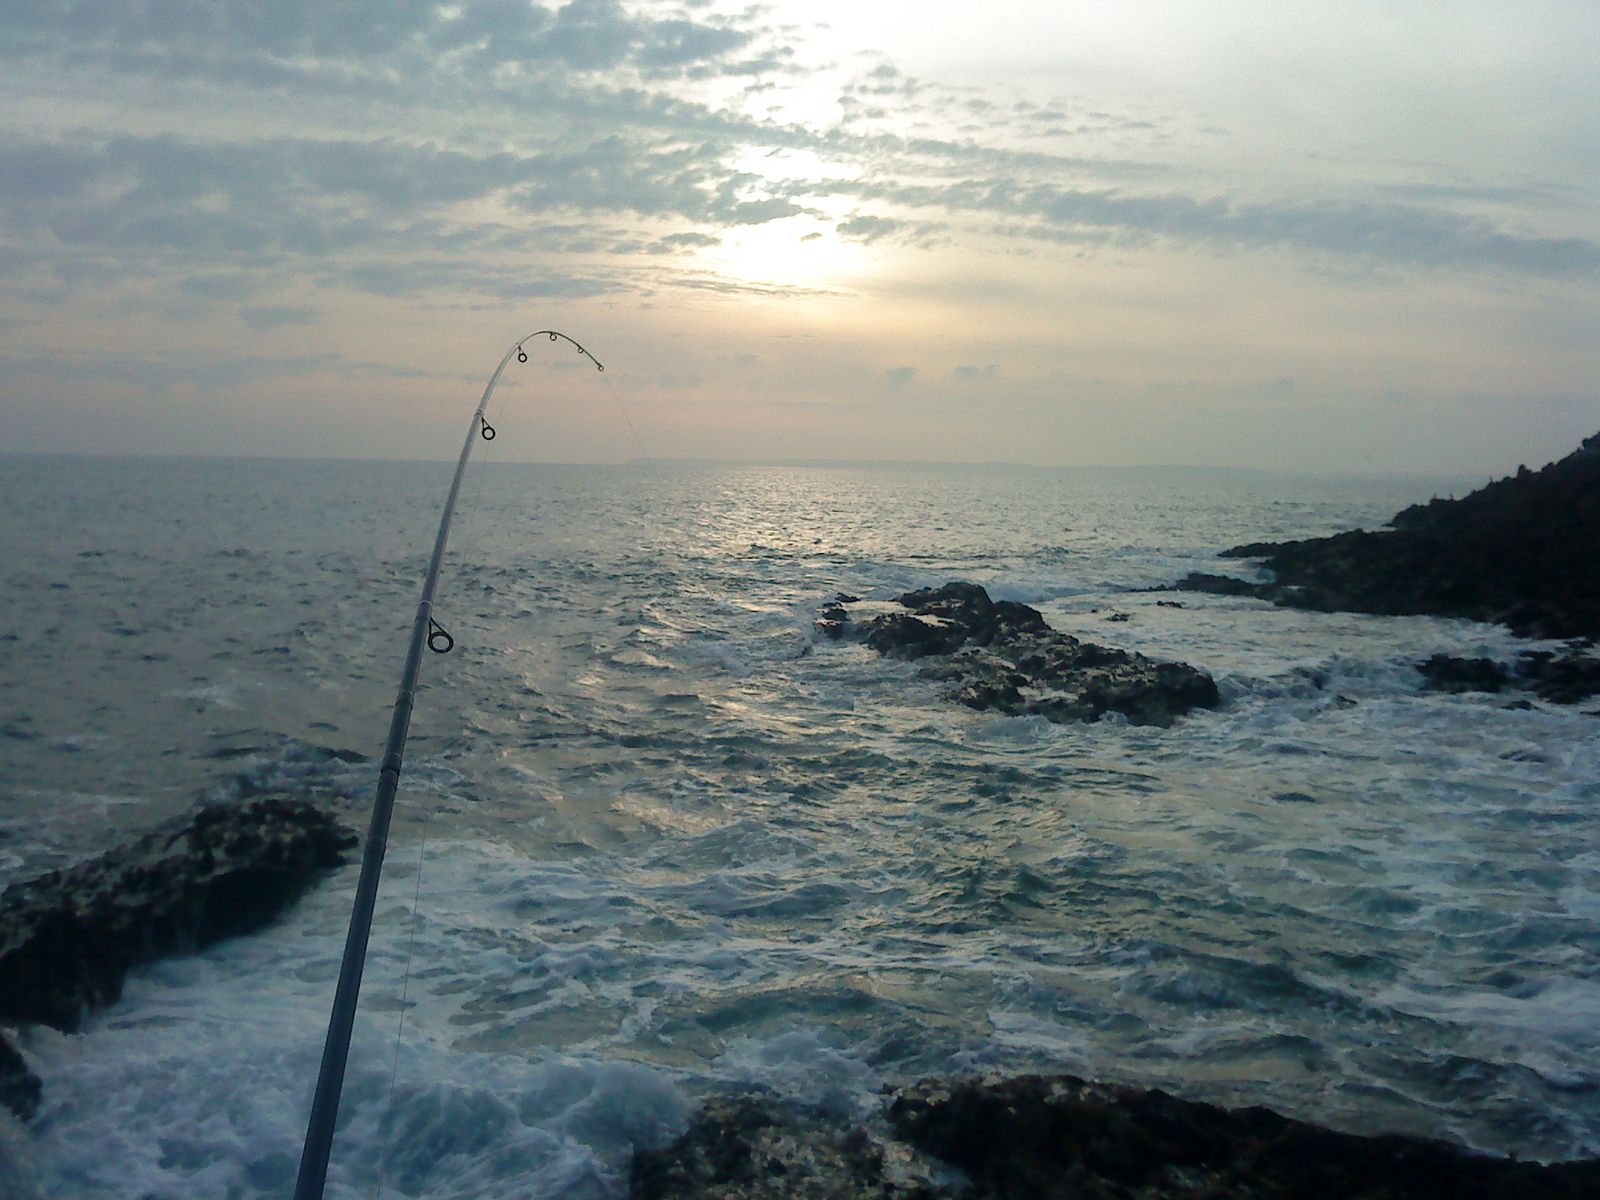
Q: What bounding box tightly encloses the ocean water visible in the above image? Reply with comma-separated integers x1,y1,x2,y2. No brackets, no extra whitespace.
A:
2,453,1598,1198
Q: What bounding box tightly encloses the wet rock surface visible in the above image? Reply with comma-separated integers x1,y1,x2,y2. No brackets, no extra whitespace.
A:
818,583,1220,727
0,1032,40,1123
1416,654,1513,694
0,795,357,1117
1173,431,1600,642
1414,650,1600,706
634,1075,1600,1200
630,1092,940,1200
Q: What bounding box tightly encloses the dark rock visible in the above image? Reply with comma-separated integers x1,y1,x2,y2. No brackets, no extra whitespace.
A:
1416,650,1600,704
1515,649,1600,705
1167,572,1272,600
1418,655,1511,694
1174,431,1600,640
887,1073,1600,1200
635,1075,1600,1200
630,1092,936,1200
0,1030,41,1122
818,584,1220,727
816,602,850,641
0,795,357,1034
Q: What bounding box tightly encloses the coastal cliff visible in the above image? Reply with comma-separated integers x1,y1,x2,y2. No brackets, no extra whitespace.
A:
1176,432,1600,641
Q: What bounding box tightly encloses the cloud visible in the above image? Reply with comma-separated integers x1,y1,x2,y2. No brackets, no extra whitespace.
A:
951,364,998,381
0,0,775,84
2,0,1591,331
942,180,1600,278
239,304,318,330
654,230,721,251
885,366,918,388
837,214,903,244
0,127,820,307
0,347,459,394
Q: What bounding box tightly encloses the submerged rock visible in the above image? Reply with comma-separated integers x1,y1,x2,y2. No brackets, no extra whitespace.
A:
634,1075,1600,1200
0,795,357,1038
1512,648,1600,705
0,1032,40,1123
1417,654,1512,694
1173,431,1600,642
818,583,1219,727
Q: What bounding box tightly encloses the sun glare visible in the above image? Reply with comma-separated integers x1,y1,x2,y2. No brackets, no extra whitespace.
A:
705,215,867,292
689,146,876,292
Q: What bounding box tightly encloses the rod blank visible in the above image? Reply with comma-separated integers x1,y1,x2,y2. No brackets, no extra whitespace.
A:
293,330,602,1200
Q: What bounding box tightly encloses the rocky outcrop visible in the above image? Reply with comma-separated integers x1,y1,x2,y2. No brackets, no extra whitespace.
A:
818,583,1219,727
630,1091,936,1200
632,1075,1600,1200
1415,650,1600,705
1174,432,1600,641
889,1074,1600,1199
0,795,357,1117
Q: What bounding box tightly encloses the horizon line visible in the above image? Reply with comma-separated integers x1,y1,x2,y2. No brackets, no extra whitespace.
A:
0,447,1482,482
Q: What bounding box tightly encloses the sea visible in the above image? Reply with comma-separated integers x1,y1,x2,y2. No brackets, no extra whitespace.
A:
1,453,1597,1199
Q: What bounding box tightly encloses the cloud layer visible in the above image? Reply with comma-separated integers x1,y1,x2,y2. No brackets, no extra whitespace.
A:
3,1,1597,468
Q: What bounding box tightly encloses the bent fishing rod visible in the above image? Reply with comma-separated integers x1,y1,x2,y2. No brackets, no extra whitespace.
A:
293,330,604,1200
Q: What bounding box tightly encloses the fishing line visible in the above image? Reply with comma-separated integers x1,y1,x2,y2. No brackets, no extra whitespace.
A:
294,329,605,1200
368,351,645,1199
373,822,429,1200
372,357,507,1198
598,364,654,471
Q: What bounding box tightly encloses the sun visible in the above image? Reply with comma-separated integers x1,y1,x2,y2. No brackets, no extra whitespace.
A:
703,214,870,292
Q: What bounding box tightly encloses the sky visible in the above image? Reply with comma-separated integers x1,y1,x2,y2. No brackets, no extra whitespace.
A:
2,0,1597,473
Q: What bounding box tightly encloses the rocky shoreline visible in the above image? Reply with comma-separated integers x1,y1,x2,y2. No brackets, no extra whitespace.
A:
817,582,1220,727
3,788,1596,1195
631,1075,1600,1199
0,795,357,1120
1173,431,1600,704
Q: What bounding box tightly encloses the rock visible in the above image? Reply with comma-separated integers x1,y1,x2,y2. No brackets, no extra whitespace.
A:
1416,651,1600,704
1418,655,1511,694
888,1073,1600,1200
0,1031,40,1122
816,603,851,641
635,1075,1600,1200
0,795,357,1034
817,584,1219,727
1514,649,1600,705
629,1092,937,1200
1168,571,1273,600
1173,431,1600,641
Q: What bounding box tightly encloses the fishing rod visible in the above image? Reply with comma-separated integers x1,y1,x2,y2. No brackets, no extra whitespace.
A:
293,330,604,1200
